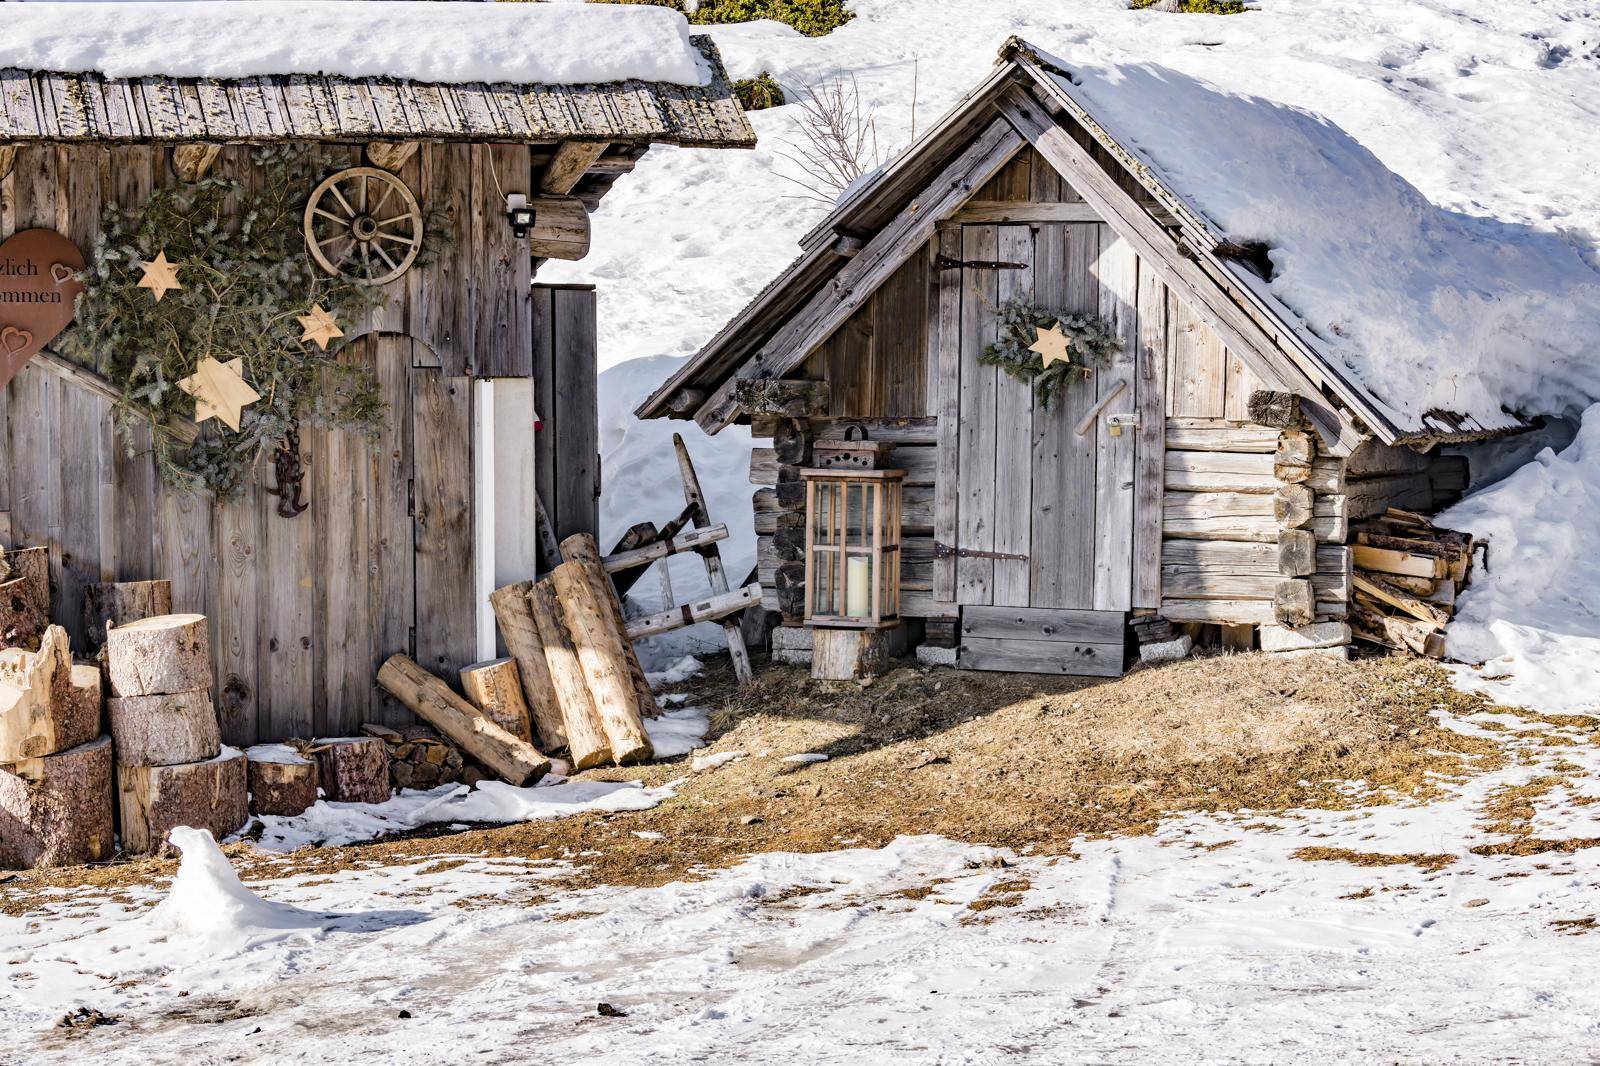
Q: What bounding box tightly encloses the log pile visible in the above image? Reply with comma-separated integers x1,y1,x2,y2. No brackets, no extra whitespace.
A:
0,624,114,869
106,613,246,855
245,744,319,817
1348,508,1477,658
361,723,467,791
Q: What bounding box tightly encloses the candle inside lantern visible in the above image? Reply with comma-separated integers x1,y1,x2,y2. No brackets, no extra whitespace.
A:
846,556,871,618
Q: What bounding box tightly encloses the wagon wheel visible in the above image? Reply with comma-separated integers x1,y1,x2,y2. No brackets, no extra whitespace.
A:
303,167,423,286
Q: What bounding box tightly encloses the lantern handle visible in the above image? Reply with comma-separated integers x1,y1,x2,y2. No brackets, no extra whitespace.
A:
842,423,869,442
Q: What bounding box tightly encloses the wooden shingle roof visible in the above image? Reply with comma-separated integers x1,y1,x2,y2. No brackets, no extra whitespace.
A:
0,37,754,149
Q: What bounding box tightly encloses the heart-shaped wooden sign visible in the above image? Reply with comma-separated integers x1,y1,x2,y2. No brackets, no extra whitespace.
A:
0,228,86,390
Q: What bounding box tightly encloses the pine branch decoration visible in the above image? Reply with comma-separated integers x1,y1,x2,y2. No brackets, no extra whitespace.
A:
60,146,444,499
977,297,1122,410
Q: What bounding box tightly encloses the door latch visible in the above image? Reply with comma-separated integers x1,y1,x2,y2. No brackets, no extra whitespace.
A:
1106,412,1140,437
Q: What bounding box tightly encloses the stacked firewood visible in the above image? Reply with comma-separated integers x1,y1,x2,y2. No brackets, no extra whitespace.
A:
361,722,468,791
105,612,248,855
1349,508,1477,658
0,623,113,869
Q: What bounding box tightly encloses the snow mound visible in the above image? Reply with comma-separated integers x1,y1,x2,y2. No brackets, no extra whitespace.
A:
645,705,712,759
1441,403,1600,714
0,2,710,86
145,827,326,943
1061,63,1600,431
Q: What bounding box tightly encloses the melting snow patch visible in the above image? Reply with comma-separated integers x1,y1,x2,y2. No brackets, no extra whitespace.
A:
781,753,829,764
645,705,712,759
692,751,747,773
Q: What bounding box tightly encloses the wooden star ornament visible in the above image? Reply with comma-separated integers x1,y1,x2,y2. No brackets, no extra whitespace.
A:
297,304,344,351
1027,323,1074,369
137,251,183,302
178,357,261,432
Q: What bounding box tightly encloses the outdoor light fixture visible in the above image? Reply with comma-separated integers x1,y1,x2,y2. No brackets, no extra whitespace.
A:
802,426,904,633
506,193,536,239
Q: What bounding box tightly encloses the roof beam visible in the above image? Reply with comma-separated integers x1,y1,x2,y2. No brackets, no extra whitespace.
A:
541,140,609,195
693,117,1025,431
993,84,1363,455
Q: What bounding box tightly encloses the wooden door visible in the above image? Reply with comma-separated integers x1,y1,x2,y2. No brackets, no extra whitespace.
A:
947,221,1141,613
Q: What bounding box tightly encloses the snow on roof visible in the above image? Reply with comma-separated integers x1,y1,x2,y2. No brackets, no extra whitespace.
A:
0,1,711,87
1053,61,1600,433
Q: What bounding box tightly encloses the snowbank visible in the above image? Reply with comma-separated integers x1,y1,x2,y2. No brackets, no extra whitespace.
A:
1059,64,1600,431
0,2,710,86
1441,404,1600,714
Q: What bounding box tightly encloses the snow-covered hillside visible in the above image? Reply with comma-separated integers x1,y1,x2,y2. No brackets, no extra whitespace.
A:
566,0,1600,647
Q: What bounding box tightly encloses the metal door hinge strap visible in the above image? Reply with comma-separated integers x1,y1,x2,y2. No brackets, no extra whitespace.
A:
934,542,1028,562
934,254,1028,271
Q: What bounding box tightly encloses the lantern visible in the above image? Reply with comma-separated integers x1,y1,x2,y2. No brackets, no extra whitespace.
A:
802,427,904,640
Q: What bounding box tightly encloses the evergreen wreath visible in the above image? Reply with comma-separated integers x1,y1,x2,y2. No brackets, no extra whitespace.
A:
978,297,1123,410
61,146,442,499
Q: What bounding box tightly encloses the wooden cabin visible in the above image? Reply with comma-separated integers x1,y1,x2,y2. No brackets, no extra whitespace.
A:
0,26,753,741
637,38,1508,676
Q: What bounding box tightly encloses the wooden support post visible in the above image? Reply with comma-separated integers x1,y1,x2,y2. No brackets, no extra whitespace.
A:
561,533,661,720
366,141,420,172
549,560,654,764
674,433,755,684
1220,623,1255,653
487,580,568,751
376,655,551,786
529,579,610,770
534,494,563,573
172,143,222,183
541,141,609,195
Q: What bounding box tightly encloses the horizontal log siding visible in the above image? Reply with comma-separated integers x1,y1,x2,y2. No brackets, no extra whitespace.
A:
1159,417,1351,626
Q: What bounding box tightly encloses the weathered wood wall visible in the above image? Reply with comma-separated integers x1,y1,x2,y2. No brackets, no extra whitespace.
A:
533,284,600,542
0,141,594,742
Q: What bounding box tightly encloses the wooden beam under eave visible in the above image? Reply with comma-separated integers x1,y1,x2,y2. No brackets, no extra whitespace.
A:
0,146,14,182
541,141,609,196
993,84,1364,456
366,141,420,172
171,143,222,183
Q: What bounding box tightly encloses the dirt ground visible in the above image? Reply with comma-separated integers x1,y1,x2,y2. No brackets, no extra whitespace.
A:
0,649,1510,911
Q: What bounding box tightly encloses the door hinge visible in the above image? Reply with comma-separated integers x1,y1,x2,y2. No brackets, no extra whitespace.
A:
934,541,1029,562
934,254,1029,272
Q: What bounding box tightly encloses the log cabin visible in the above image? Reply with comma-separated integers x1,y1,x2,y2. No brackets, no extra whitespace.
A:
637,37,1518,677
0,4,754,742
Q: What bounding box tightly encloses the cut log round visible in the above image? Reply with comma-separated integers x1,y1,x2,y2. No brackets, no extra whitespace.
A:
1278,529,1318,578
1274,483,1315,529
376,655,551,786
529,579,610,771
82,580,173,653
311,737,390,805
488,581,568,751
0,546,50,652
549,559,654,764
812,627,893,681
460,658,533,743
0,625,100,761
528,194,591,260
559,533,661,721
245,745,319,817
117,747,248,856
105,614,210,697
0,734,114,869
1273,578,1317,627
107,689,220,767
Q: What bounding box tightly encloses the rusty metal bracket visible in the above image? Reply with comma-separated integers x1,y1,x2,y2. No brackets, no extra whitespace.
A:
265,423,310,518
934,541,1028,562
934,254,1029,272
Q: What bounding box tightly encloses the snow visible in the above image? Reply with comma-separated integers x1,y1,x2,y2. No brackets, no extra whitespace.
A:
691,750,746,773
11,699,1600,1061
243,743,311,766
0,2,710,86
143,828,327,946
571,0,1600,642
643,703,712,758
781,753,829,764
1441,403,1600,715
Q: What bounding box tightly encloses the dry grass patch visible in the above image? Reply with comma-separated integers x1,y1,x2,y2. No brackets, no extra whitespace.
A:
2,653,1506,910
1291,846,1456,873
